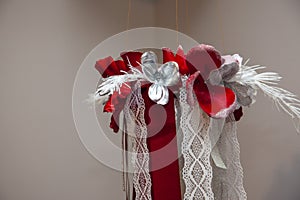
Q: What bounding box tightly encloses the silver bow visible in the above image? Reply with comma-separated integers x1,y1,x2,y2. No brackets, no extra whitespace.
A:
141,51,180,105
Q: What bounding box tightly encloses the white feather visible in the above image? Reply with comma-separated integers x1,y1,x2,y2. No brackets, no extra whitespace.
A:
235,60,300,133
95,62,146,98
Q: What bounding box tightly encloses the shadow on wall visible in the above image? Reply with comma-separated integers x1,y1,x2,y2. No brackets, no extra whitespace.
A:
266,155,300,200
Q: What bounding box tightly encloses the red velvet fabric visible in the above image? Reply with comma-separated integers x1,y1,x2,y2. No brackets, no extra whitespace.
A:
95,56,129,78
185,45,236,118
95,52,143,133
233,107,243,121
163,46,190,75
104,84,132,133
186,44,224,79
186,72,236,118
141,85,182,200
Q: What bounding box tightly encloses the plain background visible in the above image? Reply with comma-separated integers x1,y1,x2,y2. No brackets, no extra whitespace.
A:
1,0,300,199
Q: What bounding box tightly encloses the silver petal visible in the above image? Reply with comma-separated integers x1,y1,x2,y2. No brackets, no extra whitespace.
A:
225,82,256,106
207,69,222,86
142,62,158,83
141,51,158,65
156,86,169,105
158,61,180,86
220,62,239,81
148,84,163,101
148,84,169,105
141,51,158,83
232,54,243,66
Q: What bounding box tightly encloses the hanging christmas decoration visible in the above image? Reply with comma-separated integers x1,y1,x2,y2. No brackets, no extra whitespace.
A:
93,44,300,200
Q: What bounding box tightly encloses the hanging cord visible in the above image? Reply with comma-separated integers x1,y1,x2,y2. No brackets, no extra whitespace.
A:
122,116,125,192
122,115,130,200
185,0,190,36
176,0,179,45
123,0,132,197
127,0,132,30
217,0,225,52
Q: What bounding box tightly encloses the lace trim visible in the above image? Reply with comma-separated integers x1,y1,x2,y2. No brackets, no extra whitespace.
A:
124,82,152,200
123,80,247,200
211,118,247,200
180,77,214,200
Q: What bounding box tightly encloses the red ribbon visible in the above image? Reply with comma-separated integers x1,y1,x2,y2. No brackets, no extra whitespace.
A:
132,85,182,200
142,85,182,200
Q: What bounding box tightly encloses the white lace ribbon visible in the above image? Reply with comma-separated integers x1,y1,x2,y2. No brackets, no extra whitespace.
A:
211,117,247,200
123,80,247,200
180,77,214,200
179,77,247,200
124,82,152,200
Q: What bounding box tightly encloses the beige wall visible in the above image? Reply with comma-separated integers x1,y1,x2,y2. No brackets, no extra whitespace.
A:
0,0,300,200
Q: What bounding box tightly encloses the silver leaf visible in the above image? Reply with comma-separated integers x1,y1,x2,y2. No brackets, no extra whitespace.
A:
158,61,180,86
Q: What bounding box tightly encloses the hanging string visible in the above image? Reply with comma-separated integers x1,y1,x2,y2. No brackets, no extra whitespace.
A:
123,0,131,195
123,2,132,198
185,0,190,36
217,0,225,52
127,0,132,30
122,115,130,200
176,0,179,45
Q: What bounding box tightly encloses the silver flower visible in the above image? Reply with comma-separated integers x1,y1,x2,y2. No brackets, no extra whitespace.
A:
207,54,257,107
141,51,180,105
